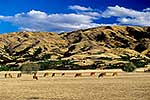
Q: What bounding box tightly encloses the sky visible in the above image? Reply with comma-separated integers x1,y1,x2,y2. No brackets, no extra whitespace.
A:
0,0,150,33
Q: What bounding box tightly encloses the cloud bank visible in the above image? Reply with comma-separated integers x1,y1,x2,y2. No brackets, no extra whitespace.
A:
102,5,150,26
0,5,149,32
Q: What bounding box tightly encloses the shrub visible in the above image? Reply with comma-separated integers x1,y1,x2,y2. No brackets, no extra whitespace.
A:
0,65,19,71
38,60,56,70
20,63,40,74
39,59,79,70
41,53,51,60
134,61,147,68
122,62,136,72
9,67,19,71
120,54,130,61
96,52,103,55
0,65,9,71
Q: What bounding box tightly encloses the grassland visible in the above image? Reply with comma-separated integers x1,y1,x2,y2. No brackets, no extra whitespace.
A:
0,69,150,100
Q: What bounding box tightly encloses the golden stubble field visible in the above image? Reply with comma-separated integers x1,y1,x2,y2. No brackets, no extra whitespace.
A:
0,69,150,100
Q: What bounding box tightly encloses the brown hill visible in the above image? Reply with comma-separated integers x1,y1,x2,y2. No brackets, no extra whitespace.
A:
0,26,150,70
0,32,67,65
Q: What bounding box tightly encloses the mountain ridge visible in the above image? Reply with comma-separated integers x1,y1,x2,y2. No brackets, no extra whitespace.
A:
0,26,150,70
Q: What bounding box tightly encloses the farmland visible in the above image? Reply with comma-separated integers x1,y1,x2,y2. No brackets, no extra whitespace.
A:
0,69,150,100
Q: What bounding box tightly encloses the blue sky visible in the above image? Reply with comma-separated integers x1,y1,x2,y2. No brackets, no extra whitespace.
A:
0,0,150,33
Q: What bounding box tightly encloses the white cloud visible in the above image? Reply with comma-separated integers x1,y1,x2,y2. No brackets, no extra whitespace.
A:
81,12,101,17
143,8,150,12
69,5,92,11
69,5,101,17
102,5,150,26
103,5,141,18
19,27,38,32
0,5,149,33
0,10,100,32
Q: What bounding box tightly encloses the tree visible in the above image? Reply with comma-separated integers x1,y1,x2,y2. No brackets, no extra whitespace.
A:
20,63,40,74
122,62,136,72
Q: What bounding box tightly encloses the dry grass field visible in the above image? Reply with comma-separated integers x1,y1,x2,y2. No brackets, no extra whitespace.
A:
0,69,150,100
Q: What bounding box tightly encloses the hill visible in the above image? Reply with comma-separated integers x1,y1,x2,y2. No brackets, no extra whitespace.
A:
0,26,150,71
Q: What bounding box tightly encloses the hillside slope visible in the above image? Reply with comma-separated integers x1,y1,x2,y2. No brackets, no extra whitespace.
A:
0,26,150,70
0,32,67,66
